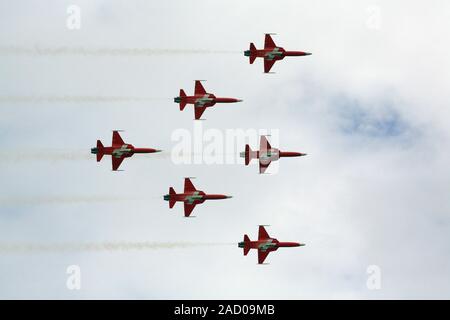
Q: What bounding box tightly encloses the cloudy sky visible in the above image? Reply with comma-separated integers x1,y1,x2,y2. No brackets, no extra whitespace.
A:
0,0,449,299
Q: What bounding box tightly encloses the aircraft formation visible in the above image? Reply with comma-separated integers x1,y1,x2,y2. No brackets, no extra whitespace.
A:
91,34,311,264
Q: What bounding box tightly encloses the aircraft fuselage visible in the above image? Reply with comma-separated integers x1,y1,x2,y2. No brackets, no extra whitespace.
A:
238,238,302,252
91,144,158,158
163,190,231,205
245,46,311,61
175,93,241,108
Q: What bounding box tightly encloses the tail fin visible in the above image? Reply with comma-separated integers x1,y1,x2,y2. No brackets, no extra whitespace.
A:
169,187,176,208
179,89,187,111
243,234,251,255
96,140,104,162
249,43,257,64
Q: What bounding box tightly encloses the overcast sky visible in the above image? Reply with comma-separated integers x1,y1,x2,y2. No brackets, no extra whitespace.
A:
0,0,449,299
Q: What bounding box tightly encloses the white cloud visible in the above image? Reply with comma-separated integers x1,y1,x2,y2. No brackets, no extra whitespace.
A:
0,0,449,299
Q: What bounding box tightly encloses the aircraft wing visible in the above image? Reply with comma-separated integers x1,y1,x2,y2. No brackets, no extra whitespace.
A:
258,225,270,240
259,136,272,173
194,106,207,120
184,202,196,217
260,136,272,151
259,160,271,174
184,178,197,192
112,156,125,171
264,34,276,49
264,59,276,73
194,80,207,95
112,130,125,146
258,249,270,264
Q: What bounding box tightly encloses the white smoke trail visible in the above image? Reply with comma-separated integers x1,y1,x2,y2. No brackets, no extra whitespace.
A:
0,46,241,56
0,241,235,254
0,150,233,163
0,150,91,162
0,195,134,206
0,96,165,103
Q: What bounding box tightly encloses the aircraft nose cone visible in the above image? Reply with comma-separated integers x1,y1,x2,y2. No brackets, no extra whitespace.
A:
304,52,312,56
225,196,233,199
299,243,305,246
291,152,307,157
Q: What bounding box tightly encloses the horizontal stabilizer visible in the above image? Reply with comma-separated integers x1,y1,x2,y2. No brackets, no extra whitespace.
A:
245,144,251,165
243,144,257,165
243,234,251,256
96,140,104,162
169,187,176,208
249,43,257,64
179,89,187,110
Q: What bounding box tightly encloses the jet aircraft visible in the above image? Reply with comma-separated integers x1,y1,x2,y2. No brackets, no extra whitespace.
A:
241,135,307,174
174,80,242,120
164,178,232,217
239,225,304,264
91,130,161,171
244,33,311,73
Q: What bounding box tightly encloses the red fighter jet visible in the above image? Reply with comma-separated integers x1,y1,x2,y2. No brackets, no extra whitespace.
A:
241,135,307,174
91,130,161,171
174,80,243,120
244,33,311,73
163,178,232,217
239,226,305,264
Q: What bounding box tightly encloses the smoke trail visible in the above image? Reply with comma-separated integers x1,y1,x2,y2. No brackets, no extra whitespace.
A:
0,46,241,56
0,96,165,103
0,241,235,254
0,150,243,164
0,150,91,162
0,195,133,206
0,150,173,163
